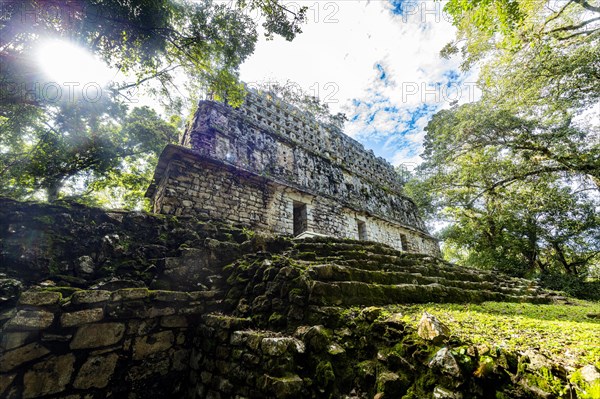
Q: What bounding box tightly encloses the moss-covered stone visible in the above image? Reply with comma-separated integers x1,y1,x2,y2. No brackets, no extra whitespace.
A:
22,354,75,398
71,290,111,304
18,290,61,306
0,342,51,372
5,309,54,330
315,360,335,389
133,331,174,360
60,308,104,327
376,370,409,397
0,199,588,399
70,322,125,349
73,353,119,389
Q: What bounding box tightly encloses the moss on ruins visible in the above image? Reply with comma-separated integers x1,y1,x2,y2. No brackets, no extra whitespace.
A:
1,198,598,398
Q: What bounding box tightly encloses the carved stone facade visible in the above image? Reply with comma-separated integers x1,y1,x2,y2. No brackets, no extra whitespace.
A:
146,91,439,255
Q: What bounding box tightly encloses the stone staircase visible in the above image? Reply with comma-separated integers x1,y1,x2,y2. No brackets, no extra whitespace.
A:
288,238,558,306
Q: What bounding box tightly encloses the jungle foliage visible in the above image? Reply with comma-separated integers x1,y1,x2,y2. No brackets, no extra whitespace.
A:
407,0,600,293
0,0,306,206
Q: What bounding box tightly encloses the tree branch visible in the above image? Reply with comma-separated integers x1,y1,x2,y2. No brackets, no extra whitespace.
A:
573,0,600,13
557,28,599,40
542,0,575,30
112,64,182,92
546,16,600,34
467,166,570,207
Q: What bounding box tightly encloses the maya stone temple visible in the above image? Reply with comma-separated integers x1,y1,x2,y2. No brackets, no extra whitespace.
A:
146,90,439,256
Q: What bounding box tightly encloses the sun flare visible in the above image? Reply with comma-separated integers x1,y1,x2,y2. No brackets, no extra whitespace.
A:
36,39,114,86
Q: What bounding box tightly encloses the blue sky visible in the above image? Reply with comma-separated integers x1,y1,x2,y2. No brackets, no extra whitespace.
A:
239,0,479,169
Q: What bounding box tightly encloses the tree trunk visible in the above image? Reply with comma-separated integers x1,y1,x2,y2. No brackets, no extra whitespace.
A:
551,241,574,274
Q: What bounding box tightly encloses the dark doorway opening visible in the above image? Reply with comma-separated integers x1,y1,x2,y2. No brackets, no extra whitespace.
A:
357,220,367,241
293,202,308,236
400,234,409,251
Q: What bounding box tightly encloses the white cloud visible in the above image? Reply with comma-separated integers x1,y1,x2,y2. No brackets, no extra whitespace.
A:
239,0,477,165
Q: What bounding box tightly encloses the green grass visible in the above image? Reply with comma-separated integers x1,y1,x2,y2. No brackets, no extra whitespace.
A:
393,300,600,367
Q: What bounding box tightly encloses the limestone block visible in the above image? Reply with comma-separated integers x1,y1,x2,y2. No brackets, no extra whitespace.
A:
417,312,450,343
172,349,190,371
206,390,221,399
4,309,54,330
127,318,158,335
73,353,119,389
215,345,229,359
151,291,190,302
377,371,408,398
189,291,217,300
433,386,463,399
429,347,462,377
161,315,188,328
18,291,61,306
133,331,174,360
260,337,303,357
230,330,248,346
110,288,149,301
522,349,551,372
0,331,34,351
76,255,95,275
70,322,125,349
301,325,330,352
61,308,104,327
578,364,600,384
0,373,16,397
40,333,72,342
0,308,15,323
22,354,75,398
201,371,213,384
127,356,170,381
215,359,231,374
71,290,111,304
260,374,303,399
0,342,50,372
214,376,234,393
145,307,176,318
327,343,345,356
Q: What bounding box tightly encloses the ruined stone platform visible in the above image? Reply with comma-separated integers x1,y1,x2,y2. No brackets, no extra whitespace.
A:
1,198,575,399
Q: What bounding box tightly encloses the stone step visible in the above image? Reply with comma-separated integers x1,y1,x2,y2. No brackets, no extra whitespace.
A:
295,240,532,282
293,240,397,256
316,258,536,289
306,264,537,296
300,261,541,295
305,257,498,285
291,237,548,304
307,281,551,306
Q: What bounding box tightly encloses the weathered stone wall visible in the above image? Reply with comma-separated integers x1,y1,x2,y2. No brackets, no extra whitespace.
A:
148,148,438,254
179,98,424,231
0,197,257,293
0,288,211,398
183,92,404,194
188,315,307,399
146,90,440,255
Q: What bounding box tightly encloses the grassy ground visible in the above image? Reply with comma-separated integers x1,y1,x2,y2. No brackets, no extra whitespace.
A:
393,300,600,368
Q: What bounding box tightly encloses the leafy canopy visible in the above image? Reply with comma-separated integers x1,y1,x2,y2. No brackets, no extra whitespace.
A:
409,0,600,282
0,0,307,205
0,0,307,105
